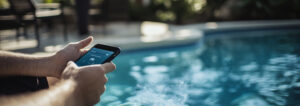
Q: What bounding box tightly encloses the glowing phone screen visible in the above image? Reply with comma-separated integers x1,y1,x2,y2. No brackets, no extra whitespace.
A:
75,48,114,66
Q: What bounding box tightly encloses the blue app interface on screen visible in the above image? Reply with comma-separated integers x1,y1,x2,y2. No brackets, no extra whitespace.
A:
76,48,114,66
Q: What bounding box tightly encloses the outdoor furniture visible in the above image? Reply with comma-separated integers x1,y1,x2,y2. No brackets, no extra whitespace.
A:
75,0,90,35
0,8,22,40
8,0,67,48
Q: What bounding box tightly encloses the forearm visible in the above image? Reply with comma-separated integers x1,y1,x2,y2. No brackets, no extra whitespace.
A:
0,51,59,77
0,79,82,106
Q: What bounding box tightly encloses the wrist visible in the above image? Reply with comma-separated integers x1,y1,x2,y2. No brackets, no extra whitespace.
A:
48,53,67,78
47,79,84,106
62,79,84,106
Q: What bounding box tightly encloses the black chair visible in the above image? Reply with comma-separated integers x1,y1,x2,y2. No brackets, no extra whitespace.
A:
0,8,22,41
8,0,67,48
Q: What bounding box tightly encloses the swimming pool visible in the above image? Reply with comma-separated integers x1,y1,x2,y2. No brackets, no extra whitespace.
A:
96,28,300,106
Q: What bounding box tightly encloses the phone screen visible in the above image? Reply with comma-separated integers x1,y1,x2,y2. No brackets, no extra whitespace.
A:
75,47,114,66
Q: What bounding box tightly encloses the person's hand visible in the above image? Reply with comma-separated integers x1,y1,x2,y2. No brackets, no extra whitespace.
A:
62,61,116,106
51,36,93,78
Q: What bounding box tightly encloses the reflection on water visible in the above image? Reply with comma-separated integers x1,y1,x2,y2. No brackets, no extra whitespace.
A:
97,31,300,106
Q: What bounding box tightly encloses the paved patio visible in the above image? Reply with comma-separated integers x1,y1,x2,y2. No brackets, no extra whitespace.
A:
0,22,141,54
0,21,203,55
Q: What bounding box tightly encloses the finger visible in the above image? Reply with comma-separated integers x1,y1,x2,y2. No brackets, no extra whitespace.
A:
101,85,106,94
104,75,108,84
80,49,89,56
97,85,106,100
75,36,93,49
101,62,116,74
67,61,78,68
80,62,116,73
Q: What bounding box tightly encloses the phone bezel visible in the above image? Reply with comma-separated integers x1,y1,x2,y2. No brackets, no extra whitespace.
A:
75,44,121,64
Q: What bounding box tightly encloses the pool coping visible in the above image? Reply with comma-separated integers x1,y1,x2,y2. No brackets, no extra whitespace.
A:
201,20,300,35
116,20,300,52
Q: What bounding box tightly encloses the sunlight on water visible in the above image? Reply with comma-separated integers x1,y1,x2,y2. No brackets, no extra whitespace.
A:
97,30,300,106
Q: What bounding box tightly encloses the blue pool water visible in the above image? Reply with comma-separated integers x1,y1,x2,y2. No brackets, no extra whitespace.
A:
96,29,300,106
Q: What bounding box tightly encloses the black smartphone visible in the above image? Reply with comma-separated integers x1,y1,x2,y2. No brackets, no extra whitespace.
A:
75,44,121,67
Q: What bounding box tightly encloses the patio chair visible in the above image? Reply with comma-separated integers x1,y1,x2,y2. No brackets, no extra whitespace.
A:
8,0,68,48
0,8,22,41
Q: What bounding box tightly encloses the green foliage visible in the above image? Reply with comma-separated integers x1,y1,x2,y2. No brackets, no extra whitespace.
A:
2,0,297,22
198,0,227,20
43,0,61,3
130,0,300,23
129,0,206,24
0,0,9,9
229,0,300,20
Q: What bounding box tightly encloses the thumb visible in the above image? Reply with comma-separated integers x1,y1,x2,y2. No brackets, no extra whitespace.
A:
76,36,93,49
61,61,78,79
101,62,116,74
67,61,78,69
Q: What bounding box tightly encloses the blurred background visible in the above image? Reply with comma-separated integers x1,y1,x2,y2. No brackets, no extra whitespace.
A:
1,0,300,53
1,0,300,106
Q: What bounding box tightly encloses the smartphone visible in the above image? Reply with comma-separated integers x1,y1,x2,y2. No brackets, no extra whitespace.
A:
75,44,121,67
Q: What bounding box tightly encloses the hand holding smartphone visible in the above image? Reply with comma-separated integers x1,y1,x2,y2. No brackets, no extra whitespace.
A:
75,44,120,67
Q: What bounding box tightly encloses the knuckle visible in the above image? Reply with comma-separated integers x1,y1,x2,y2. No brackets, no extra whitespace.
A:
94,94,101,104
67,62,72,65
104,76,108,83
68,43,79,49
77,68,86,74
98,70,105,76
111,63,116,70
98,67,105,74
72,46,78,50
95,98,100,103
99,66,105,71
68,65,76,71
103,85,106,91
67,43,75,47
76,69,85,77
